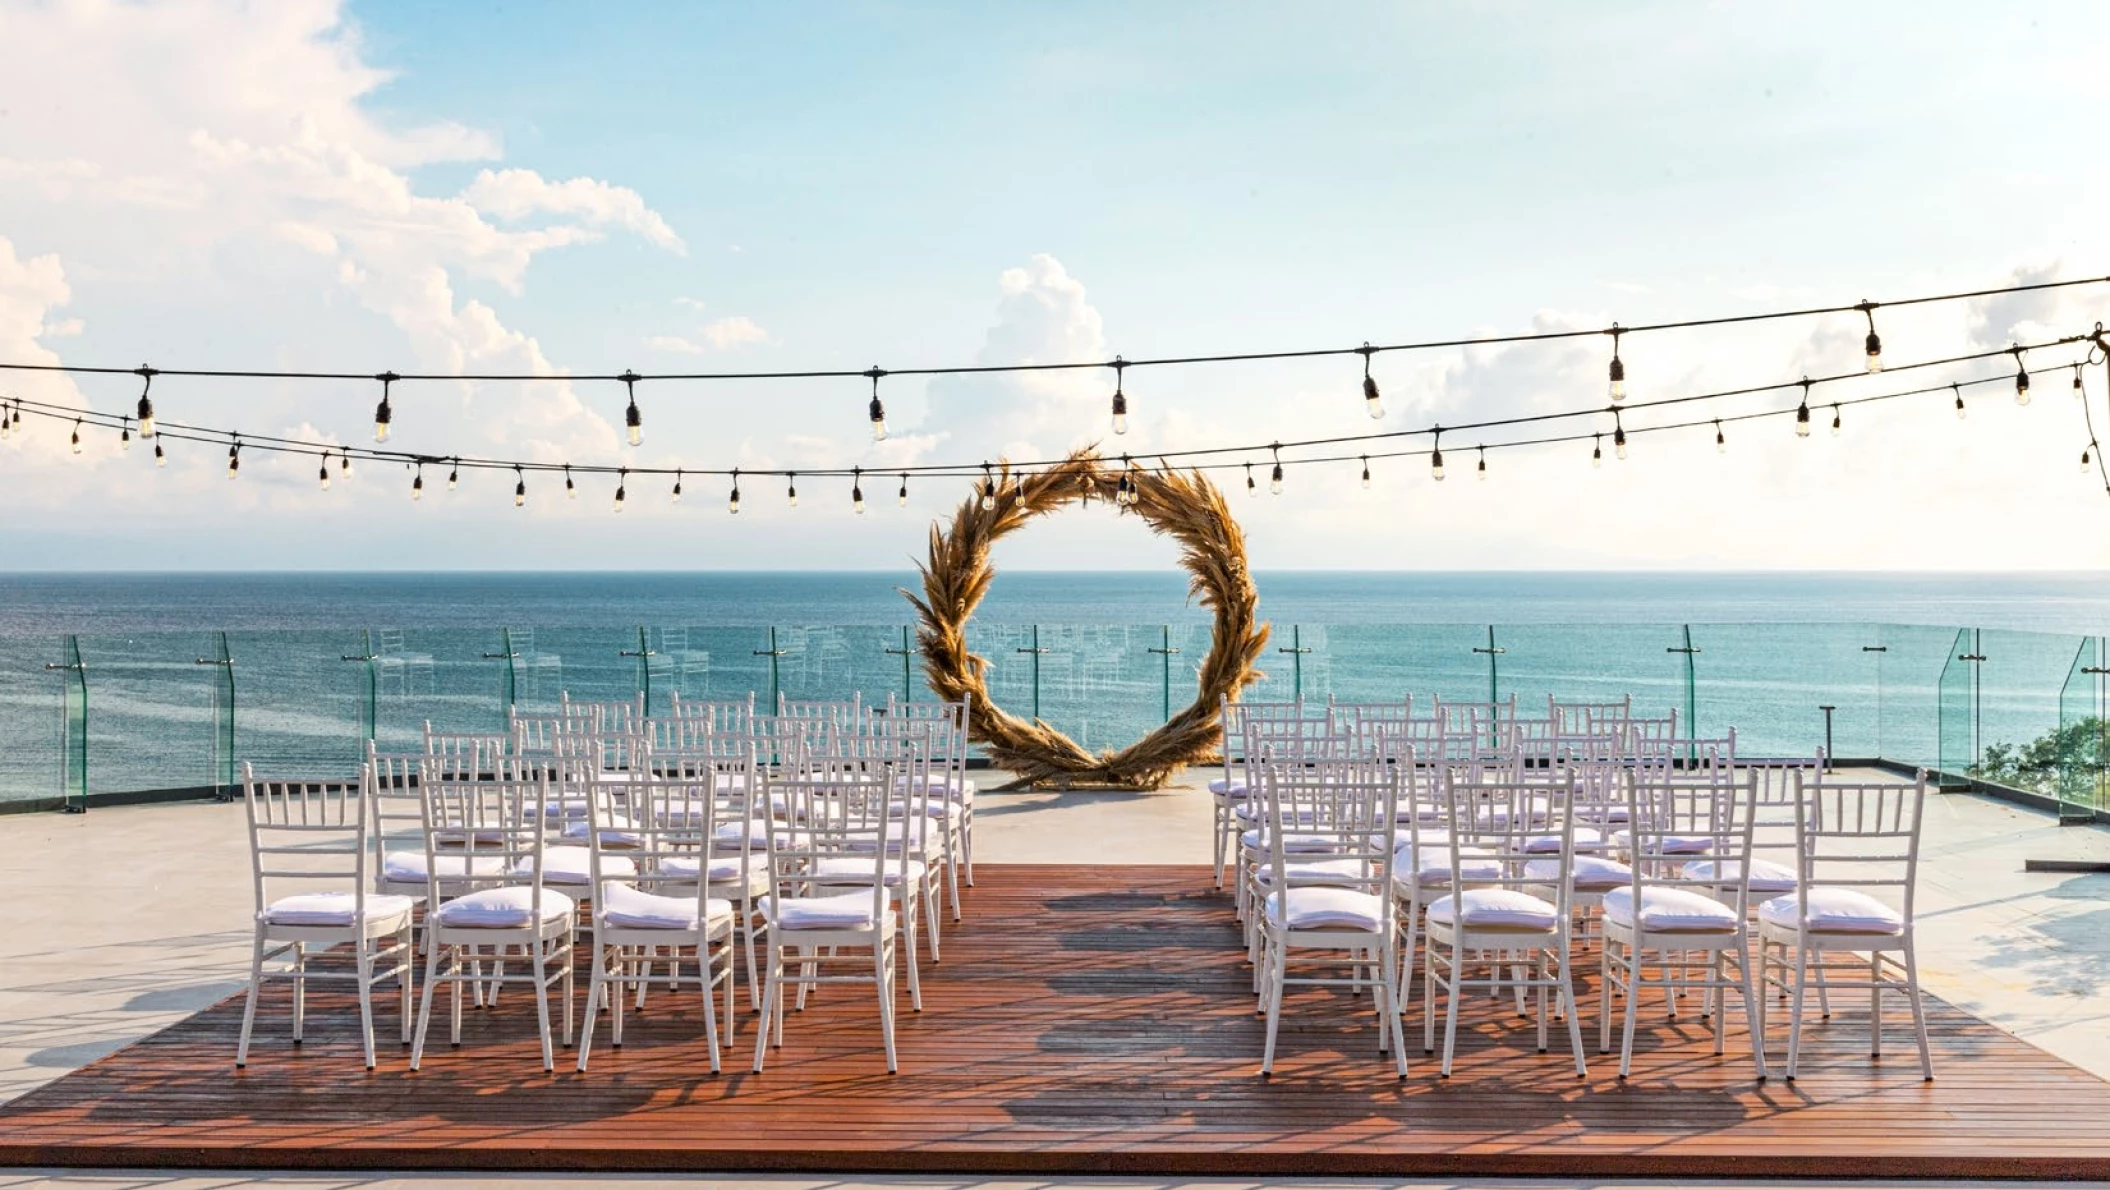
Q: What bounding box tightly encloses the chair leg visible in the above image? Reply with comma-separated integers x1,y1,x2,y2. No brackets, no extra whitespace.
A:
1785,942,1809,1081
1735,937,1768,1081
1902,939,1933,1080
577,948,606,1072
290,942,307,1044
235,932,266,1068
699,942,723,1075
1440,945,1464,1077
876,937,899,1075
533,948,555,1073
1869,951,1883,1058
752,945,780,1073
903,894,924,1012
1618,948,1642,1078
1560,959,1588,1078
398,924,415,1045
1258,935,1285,1076
409,940,445,1071
356,941,378,1071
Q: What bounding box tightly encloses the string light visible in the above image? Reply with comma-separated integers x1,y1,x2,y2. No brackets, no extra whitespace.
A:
1109,357,1129,435
671,469,683,503
119,417,131,450
318,454,331,491
728,468,741,515
1954,382,1967,419
980,461,997,511
2075,364,2086,400
1269,444,1284,495
134,366,156,438
852,466,866,515
1359,343,1382,419
1360,454,1371,488
340,450,352,480
1476,445,1487,480
1858,301,1882,373
1715,419,1727,453
622,370,643,446
514,464,526,507
786,471,798,508
866,367,888,441
373,371,396,443
1430,429,1446,480
1,400,13,440
1607,325,1626,404
2013,346,2031,405
897,472,909,507
1592,433,1602,467
153,440,165,467
613,467,627,513
2085,443,2097,472
1795,378,1813,438
565,464,576,500
226,437,240,479
448,457,460,491
411,463,424,501
70,417,82,455
1245,461,1256,497
1613,412,1628,460
1831,403,1843,437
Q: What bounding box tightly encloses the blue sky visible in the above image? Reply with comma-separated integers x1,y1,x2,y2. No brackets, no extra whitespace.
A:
0,1,2105,569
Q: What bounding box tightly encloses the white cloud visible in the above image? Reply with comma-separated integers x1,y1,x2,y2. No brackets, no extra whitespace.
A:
460,168,686,255
645,315,770,354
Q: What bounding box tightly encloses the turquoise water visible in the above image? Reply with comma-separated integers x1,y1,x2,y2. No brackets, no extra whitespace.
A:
1,571,2105,804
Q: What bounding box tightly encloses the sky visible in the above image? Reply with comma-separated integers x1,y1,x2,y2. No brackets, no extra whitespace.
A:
1,0,2108,571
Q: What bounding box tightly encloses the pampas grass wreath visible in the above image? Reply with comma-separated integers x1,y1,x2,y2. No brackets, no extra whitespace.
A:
904,449,1269,790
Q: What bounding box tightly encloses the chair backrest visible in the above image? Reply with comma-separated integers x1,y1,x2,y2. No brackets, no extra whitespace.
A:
422,723,506,778
1622,712,1680,752
244,761,372,917
512,709,598,755
561,692,646,736
1259,761,1398,913
1619,766,1757,915
1747,752,1822,810
417,755,558,916
1243,718,1355,764
778,693,867,729
666,691,757,734
1551,695,1632,735
1790,771,1927,924
1329,700,1414,758
585,766,722,929
1441,772,1577,916
763,750,898,928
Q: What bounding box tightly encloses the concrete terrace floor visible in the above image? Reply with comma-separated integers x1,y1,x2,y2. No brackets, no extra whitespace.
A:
1,769,2107,1188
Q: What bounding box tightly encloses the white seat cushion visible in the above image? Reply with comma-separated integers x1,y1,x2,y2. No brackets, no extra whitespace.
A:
1239,828,1339,855
261,892,415,928
1524,827,1606,854
660,853,751,883
533,799,592,821
432,885,575,928
760,891,886,931
1684,857,1798,893
1612,830,1716,855
1759,887,1906,935
1208,777,1248,797
1426,888,1560,931
1602,886,1740,932
1525,854,1633,890
1264,887,1385,931
811,854,928,888
381,849,507,883
888,799,965,823
560,817,645,847
1252,857,1366,886
1394,844,1503,885
599,882,732,931
715,818,780,849
512,845,633,885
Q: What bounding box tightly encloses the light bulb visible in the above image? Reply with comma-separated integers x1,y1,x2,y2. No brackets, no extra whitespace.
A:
1476,451,1487,480
787,475,797,508
853,477,866,514
70,420,81,455
981,464,997,511
1111,392,1128,435
1955,390,1967,419
447,461,459,491
412,470,424,501
1592,437,1603,467
154,441,165,467
514,469,526,507
226,446,239,479
1269,463,1283,495
340,452,352,480
1795,402,1812,437
1361,347,1384,420
2016,360,2031,405
870,400,887,441
1715,422,1727,454
1245,465,1256,497
0,406,11,440
672,472,683,503
1607,327,1626,403
625,386,643,446
1360,457,1371,488
1831,406,1842,437
614,473,627,513
1430,446,1445,481
120,423,131,451
374,401,391,442
319,458,331,491
136,389,155,439
565,467,576,499
1865,333,1882,373
897,474,908,507
1614,429,1628,460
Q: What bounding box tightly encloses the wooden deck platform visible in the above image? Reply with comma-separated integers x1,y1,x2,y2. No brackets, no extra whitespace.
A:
4,863,2109,1178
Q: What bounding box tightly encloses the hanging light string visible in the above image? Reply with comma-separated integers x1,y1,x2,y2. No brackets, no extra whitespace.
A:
8,272,2098,389
2,341,2094,495
2081,326,2110,492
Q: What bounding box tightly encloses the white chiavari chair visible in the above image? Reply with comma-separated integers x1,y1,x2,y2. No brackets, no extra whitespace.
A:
1598,767,1767,1079
1424,773,1588,1078
752,750,903,1073
409,758,579,1072
1758,772,1932,1081
667,690,758,735
885,694,976,895
1551,695,1632,736
236,763,415,1069
1211,697,1308,888
1234,723,1356,921
1253,760,1406,1077
575,768,737,1072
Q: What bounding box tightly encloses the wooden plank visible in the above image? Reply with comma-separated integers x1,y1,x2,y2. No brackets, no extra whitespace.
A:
2,864,2107,1178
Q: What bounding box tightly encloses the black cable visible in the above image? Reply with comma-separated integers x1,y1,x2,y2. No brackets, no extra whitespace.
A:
0,273,2102,385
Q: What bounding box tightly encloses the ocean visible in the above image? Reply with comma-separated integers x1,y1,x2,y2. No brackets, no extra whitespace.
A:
1,570,2105,805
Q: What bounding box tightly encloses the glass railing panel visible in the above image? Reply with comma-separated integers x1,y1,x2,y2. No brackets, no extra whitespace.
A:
370,627,509,752
1867,622,1954,772
1687,623,1876,758
648,625,775,713
0,635,64,805
504,627,639,719
228,628,369,778
1936,628,1976,780
773,624,918,711
2056,636,2106,814
73,632,218,794
1250,623,1325,705
1323,623,1489,710
1972,626,2087,799
1493,623,1689,723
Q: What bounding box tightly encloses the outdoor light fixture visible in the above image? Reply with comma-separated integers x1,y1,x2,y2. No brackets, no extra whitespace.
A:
1858,301,1882,372
1110,357,1129,435
1607,325,1626,403
852,467,866,514
1359,343,1382,418
622,371,643,446
373,372,396,443
867,367,888,441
